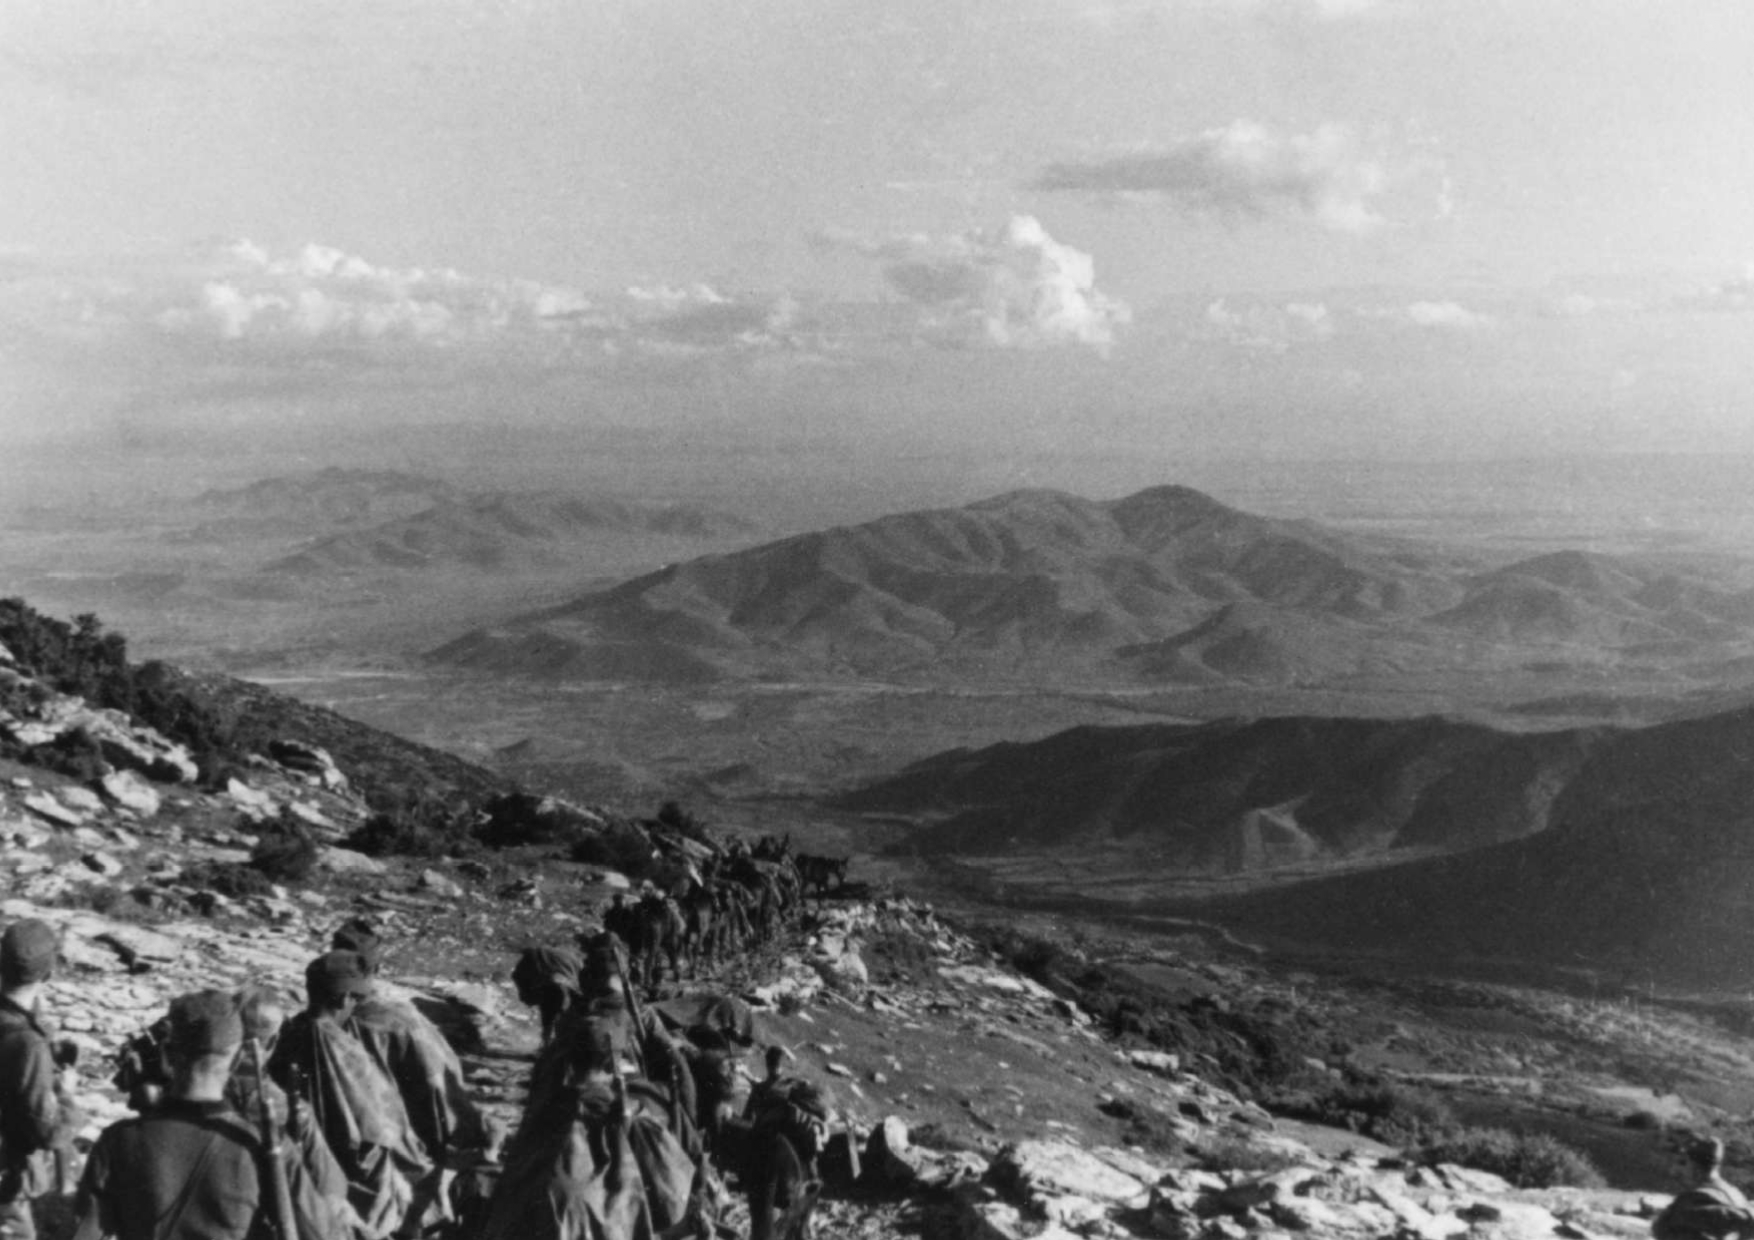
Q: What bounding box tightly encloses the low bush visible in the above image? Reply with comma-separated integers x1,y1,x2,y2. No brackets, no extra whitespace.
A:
1190,1134,1306,1175
347,811,475,858
1418,1127,1605,1189
1098,1097,1191,1155
249,814,319,883
187,861,275,900
1268,1078,1455,1146
570,825,658,878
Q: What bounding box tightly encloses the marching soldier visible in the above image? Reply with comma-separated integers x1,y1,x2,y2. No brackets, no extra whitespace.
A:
0,919,81,1240
71,990,346,1240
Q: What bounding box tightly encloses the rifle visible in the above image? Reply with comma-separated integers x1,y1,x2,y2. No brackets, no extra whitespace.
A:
246,1038,299,1240
610,942,652,1081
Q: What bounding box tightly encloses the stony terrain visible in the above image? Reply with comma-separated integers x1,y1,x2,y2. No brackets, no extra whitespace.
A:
0,626,1733,1240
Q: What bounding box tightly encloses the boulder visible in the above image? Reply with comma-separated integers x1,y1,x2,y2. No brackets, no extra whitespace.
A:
418,868,465,899
99,771,159,820
812,942,870,999
1128,1048,1180,1075
225,778,278,818
267,740,349,791
93,925,184,971
81,851,124,878
23,792,85,827
58,786,106,814
864,1116,918,1186
988,1140,1150,1209
317,847,388,876
0,818,52,850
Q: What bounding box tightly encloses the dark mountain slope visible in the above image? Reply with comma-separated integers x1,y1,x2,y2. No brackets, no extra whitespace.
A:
431,485,1478,683
843,714,1604,871
1193,706,1754,982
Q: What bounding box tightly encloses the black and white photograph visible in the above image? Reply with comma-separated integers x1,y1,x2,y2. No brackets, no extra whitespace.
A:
5,2,1754,1238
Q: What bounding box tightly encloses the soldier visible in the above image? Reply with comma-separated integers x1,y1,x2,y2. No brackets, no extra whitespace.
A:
0,919,80,1240
270,951,431,1239
736,1047,825,1240
71,989,347,1240
602,894,637,954
231,987,357,1233
1653,1139,1754,1240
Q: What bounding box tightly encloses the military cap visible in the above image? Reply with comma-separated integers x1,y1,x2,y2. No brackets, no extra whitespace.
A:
0,918,59,985
305,950,374,1002
330,919,383,971
1690,1137,1726,1170
168,989,245,1054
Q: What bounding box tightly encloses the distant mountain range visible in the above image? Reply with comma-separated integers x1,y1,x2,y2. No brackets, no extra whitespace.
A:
192,467,461,530
843,702,1754,982
179,468,760,579
431,483,1754,687
264,492,759,576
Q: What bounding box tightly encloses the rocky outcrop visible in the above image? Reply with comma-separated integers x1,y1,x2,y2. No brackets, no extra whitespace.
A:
0,689,198,783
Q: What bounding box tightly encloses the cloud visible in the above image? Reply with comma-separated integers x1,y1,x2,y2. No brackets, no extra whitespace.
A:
811,215,1130,354
1675,264,1754,313
1199,299,1335,350
152,241,589,345
1034,121,1387,233
1342,298,1492,332
1538,291,1638,318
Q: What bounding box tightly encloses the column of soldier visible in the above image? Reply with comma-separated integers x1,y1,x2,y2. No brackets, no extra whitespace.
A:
0,839,834,1240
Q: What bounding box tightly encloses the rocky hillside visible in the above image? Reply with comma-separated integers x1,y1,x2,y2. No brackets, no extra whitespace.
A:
843,714,1605,870
0,746,1714,1240
430,483,1754,689
846,697,1754,984
1184,703,1754,983
0,598,1745,1239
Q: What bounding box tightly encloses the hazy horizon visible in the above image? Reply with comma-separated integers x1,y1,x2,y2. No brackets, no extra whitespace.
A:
5,2,1754,482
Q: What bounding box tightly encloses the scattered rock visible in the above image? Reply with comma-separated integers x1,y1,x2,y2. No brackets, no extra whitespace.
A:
23,791,86,827
317,846,388,875
419,868,465,899
58,786,106,814
81,851,124,878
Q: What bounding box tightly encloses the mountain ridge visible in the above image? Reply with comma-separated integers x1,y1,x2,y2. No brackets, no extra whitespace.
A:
431,481,1754,689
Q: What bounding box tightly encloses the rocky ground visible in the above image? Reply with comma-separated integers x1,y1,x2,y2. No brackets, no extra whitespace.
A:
0,635,1725,1240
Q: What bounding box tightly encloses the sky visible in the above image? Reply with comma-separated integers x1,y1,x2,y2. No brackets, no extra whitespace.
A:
4,0,1754,475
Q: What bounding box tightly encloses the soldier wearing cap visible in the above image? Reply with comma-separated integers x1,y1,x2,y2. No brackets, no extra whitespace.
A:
324,926,485,1234
1653,1139,1754,1240
269,952,431,1240
71,989,346,1240
0,919,80,1240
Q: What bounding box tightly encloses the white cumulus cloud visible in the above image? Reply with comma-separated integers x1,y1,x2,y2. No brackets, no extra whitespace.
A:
811,215,1130,354
1034,121,1387,233
154,240,589,344
1404,300,1492,329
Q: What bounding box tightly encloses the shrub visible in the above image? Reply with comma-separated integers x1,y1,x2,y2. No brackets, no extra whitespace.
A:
654,800,712,845
347,811,475,858
1419,1127,1605,1189
1099,1097,1192,1155
249,815,319,883
1190,1134,1306,1175
1268,1078,1455,1146
570,826,659,879
188,862,275,900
